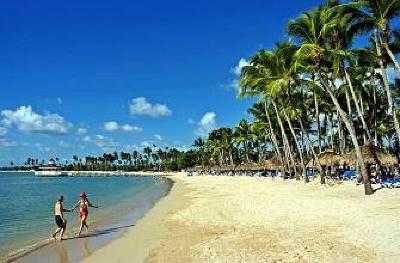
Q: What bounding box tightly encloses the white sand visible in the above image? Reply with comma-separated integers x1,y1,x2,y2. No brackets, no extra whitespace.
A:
83,175,400,263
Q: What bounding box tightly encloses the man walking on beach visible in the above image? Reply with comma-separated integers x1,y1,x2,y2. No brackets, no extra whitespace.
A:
51,195,72,240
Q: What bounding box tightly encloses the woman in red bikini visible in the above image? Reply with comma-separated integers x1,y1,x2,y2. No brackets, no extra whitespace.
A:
73,192,99,236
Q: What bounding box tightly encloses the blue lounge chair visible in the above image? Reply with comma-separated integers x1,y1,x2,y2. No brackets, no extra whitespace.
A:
342,170,357,180
381,178,400,188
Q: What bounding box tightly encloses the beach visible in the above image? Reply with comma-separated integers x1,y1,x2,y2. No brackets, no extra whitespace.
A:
83,173,400,263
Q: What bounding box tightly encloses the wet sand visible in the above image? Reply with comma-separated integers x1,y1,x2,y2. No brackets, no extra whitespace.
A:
83,174,400,263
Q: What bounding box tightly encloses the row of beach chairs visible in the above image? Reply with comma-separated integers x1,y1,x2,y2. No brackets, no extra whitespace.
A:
380,178,400,188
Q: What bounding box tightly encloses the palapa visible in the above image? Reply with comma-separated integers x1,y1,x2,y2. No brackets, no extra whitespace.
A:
307,150,342,167
341,145,398,166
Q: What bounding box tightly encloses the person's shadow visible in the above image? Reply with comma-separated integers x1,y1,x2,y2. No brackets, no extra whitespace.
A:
64,224,136,240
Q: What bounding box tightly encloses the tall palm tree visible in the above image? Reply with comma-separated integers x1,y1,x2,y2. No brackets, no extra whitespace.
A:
240,49,297,178
288,2,373,194
248,102,282,164
351,0,400,145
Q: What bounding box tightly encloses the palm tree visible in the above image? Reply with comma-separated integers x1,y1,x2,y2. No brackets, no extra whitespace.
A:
353,0,400,70
193,137,206,167
72,155,79,166
240,49,296,178
350,0,400,145
249,102,285,171
234,119,255,163
132,150,138,166
143,147,152,165
288,2,373,194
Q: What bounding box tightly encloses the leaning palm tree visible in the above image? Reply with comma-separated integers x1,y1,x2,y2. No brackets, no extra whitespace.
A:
288,2,374,194
240,49,297,178
249,102,284,168
353,0,400,70
350,0,400,145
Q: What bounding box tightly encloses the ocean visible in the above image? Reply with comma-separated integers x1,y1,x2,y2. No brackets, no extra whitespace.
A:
0,172,171,262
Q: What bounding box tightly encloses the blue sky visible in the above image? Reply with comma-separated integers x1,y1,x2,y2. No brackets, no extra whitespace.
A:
0,0,392,165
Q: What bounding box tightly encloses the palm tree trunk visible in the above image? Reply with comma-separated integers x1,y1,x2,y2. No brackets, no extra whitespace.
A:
244,142,249,163
338,110,346,154
284,111,307,181
298,117,322,183
343,66,371,142
321,79,373,195
345,88,352,117
264,101,286,174
271,98,293,178
329,112,334,151
372,76,378,147
382,43,400,72
359,92,367,144
229,150,234,166
374,30,400,147
314,90,322,153
344,87,357,147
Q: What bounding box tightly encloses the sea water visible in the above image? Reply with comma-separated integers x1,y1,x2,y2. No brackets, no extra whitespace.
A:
0,172,171,262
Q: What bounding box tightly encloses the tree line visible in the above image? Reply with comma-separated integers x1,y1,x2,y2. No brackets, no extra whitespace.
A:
4,147,197,172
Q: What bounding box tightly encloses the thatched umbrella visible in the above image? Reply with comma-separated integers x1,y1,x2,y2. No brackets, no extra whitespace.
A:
234,163,247,171
218,165,235,172
341,145,398,166
307,150,342,167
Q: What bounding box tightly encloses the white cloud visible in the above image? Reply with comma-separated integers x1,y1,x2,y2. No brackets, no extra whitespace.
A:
103,121,119,131
83,134,119,152
35,143,52,152
94,134,119,152
129,97,172,118
57,97,62,105
194,112,217,137
40,147,51,152
103,121,142,133
76,128,88,135
121,124,141,132
0,127,7,136
0,138,17,147
141,141,151,147
58,140,72,148
82,136,91,142
154,134,163,140
188,118,195,124
1,105,73,135
227,79,241,92
231,58,250,76
226,58,250,93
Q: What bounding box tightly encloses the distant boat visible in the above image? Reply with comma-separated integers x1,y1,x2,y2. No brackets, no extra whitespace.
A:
35,159,67,177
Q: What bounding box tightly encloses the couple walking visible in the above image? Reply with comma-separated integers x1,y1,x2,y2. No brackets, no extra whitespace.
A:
52,192,99,240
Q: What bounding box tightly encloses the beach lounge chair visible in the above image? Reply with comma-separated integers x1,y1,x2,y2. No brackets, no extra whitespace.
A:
342,170,357,180
380,178,400,188
394,178,400,188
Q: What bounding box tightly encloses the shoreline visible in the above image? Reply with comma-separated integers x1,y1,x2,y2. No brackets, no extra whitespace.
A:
83,174,400,263
5,172,176,263
83,172,188,263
